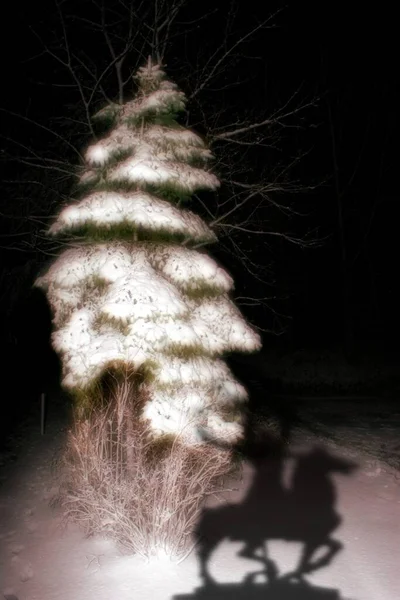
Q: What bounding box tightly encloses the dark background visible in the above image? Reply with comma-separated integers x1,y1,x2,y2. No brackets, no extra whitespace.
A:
0,1,398,415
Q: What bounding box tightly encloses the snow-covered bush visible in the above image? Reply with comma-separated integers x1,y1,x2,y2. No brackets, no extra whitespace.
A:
36,60,261,446
56,374,233,562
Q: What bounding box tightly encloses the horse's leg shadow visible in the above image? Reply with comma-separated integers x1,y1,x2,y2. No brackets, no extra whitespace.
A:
286,536,342,580
239,541,279,583
197,535,219,585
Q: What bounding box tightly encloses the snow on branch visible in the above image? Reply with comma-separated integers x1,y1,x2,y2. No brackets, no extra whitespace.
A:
85,124,212,167
36,239,260,392
108,149,219,193
49,190,217,244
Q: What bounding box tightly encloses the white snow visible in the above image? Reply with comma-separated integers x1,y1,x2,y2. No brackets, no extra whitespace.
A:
142,388,207,443
149,355,237,388
84,125,212,169
189,295,261,353
91,70,187,127
145,125,209,152
141,356,248,443
36,243,236,317
150,245,233,293
141,381,247,439
90,64,180,125
78,168,99,186
121,82,186,121
37,244,132,289
99,262,187,322
109,146,219,193
49,190,216,243
36,241,258,440
1,411,400,600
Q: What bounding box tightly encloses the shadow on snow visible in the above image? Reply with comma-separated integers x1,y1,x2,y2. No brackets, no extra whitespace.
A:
175,380,358,600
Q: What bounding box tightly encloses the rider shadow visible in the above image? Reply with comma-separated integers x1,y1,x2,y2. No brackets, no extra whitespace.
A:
174,432,358,600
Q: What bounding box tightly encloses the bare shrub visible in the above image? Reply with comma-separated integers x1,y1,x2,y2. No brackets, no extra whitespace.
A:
56,374,234,562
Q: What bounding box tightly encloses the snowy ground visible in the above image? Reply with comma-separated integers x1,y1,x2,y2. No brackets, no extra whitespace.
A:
1,384,400,600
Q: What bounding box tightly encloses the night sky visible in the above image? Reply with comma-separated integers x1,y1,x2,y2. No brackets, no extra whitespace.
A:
0,0,398,362
1,9,399,593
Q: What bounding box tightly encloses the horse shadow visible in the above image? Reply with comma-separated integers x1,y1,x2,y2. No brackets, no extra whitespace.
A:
174,356,358,599
189,440,357,598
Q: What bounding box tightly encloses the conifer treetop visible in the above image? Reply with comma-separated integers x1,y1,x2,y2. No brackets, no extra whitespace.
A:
51,62,220,240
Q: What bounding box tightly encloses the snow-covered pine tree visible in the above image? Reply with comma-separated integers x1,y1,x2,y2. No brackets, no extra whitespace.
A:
36,60,261,446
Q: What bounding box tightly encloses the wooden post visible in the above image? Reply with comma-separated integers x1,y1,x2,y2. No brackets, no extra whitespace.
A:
40,392,46,435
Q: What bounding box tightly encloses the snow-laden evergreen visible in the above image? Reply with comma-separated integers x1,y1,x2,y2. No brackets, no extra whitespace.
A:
36,61,261,445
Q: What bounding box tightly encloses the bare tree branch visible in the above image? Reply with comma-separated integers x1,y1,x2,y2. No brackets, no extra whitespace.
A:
1,0,317,329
